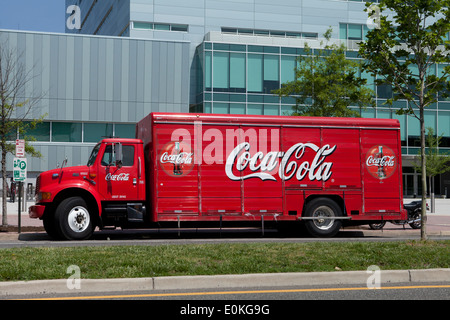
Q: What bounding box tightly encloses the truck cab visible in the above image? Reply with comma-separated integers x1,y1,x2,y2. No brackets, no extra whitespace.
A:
29,138,146,240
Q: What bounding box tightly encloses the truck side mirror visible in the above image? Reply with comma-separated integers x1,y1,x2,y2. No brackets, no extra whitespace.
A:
115,143,123,168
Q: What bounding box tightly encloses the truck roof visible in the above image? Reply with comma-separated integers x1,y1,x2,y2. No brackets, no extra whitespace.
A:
149,112,400,129
100,138,141,144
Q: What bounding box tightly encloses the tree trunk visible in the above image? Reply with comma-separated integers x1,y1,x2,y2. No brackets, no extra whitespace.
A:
419,109,427,241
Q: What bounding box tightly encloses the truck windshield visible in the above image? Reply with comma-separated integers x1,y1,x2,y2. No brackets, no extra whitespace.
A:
87,144,101,167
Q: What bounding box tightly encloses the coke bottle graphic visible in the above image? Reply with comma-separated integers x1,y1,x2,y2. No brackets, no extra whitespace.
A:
376,146,386,179
173,142,182,175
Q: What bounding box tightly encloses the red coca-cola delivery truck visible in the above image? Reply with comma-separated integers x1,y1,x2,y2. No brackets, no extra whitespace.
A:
29,112,406,240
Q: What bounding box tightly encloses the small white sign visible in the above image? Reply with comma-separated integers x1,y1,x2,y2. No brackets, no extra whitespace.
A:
15,139,25,158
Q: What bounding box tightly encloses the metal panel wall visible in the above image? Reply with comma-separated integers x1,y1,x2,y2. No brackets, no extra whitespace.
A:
0,30,190,175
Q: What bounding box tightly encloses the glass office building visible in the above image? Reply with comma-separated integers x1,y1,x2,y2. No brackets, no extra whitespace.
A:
10,0,450,196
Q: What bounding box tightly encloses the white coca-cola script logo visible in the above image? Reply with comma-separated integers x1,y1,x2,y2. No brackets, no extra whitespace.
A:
366,155,395,167
226,142,336,181
365,145,397,180
159,141,195,177
105,173,130,181
160,152,193,165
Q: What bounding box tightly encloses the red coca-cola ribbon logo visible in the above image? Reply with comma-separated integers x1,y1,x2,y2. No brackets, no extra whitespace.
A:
159,141,194,177
365,145,397,180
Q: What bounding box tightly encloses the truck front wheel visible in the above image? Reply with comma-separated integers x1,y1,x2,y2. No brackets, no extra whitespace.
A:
303,198,342,238
55,197,95,240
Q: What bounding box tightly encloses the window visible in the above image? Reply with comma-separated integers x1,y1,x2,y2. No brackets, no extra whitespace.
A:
84,123,113,143
171,24,188,32
101,144,135,167
52,122,82,142
133,22,153,30
154,24,170,31
248,54,263,92
132,22,188,32
115,124,135,139
23,121,50,141
340,23,370,41
230,53,245,92
281,56,296,83
87,144,101,167
221,27,317,39
348,24,363,40
213,52,229,90
263,55,279,93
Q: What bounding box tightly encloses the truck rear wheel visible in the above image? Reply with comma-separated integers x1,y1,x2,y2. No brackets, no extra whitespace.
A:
55,197,95,240
303,198,342,238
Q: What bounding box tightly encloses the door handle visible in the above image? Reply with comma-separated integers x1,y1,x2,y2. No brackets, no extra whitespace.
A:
133,178,137,186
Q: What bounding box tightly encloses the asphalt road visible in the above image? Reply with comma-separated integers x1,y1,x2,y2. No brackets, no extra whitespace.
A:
3,282,449,302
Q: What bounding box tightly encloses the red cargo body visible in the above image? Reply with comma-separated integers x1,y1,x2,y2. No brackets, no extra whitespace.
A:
30,112,406,240
137,113,405,226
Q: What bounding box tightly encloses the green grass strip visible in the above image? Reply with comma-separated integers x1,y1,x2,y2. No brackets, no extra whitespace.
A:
0,240,449,281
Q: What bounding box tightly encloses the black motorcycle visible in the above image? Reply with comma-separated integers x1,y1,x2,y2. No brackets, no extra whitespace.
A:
369,200,426,230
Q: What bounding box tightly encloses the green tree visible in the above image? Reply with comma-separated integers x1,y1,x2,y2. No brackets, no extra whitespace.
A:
0,40,44,226
274,28,375,117
414,128,450,210
358,0,450,240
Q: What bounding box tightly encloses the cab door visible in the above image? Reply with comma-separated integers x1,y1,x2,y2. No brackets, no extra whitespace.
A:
97,142,141,201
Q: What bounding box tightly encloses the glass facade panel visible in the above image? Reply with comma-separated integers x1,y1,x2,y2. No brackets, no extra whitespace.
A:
248,104,263,115
213,102,228,114
393,112,407,142
52,122,82,142
154,24,170,31
205,51,212,90
339,23,347,40
248,54,263,92
213,52,229,90
230,53,246,91
425,110,437,132
281,55,296,84
348,24,362,40
264,55,279,93
196,41,449,158
408,115,420,136
230,103,246,114
84,123,113,143
115,124,136,139
264,104,279,115
24,121,50,142
439,112,450,136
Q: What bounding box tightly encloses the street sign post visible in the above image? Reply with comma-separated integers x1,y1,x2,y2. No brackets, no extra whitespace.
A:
13,157,27,234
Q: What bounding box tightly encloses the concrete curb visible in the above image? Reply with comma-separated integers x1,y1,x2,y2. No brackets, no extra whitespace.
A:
1,268,449,297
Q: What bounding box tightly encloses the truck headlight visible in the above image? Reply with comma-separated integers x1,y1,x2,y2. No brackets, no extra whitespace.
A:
38,192,52,201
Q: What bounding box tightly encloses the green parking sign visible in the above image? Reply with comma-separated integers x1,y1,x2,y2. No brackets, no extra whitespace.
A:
13,158,27,182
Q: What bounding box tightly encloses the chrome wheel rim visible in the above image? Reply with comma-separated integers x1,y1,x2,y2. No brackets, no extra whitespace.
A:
312,206,335,230
68,206,90,233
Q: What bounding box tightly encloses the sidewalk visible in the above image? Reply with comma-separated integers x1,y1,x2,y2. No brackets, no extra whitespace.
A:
1,198,449,234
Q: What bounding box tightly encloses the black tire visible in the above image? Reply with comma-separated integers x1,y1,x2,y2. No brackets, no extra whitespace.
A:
55,197,95,240
43,211,61,240
369,221,387,230
303,198,343,238
409,209,422,229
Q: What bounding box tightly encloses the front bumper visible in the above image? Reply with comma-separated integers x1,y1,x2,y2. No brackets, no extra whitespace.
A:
29,205,46,219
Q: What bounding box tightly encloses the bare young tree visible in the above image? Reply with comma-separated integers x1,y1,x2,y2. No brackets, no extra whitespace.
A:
0,37,44,226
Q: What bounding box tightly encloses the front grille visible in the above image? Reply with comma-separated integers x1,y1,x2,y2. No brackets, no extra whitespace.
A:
35,175,40,195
